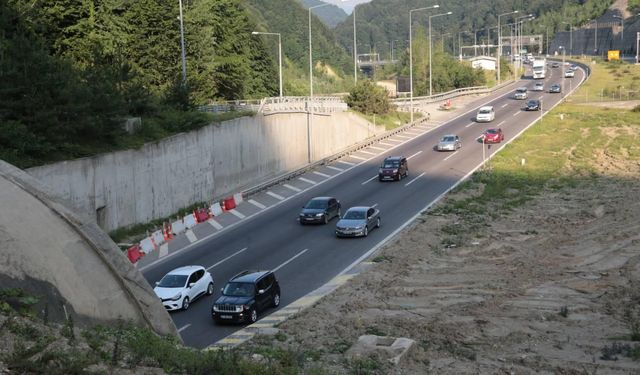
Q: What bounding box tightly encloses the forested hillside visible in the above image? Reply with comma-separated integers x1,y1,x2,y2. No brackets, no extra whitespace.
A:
336,0,614,59
243,0,353,95
1,0,279,168
301,0,349,28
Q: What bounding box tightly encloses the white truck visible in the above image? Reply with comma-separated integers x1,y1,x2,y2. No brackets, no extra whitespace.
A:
532,58,546,79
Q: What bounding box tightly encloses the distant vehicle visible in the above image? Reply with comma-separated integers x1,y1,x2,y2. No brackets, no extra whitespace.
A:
335,206,381,238
154,265,214,311
551,62,560,68
482,128,504,144
299,197,341,225
525,99,541,111
532,58,546,79
549,83,561,93
564,69,575,78
211,270,280,324
378,156,408,181
570,64,578,71
533,82,544,91
514,87,528,100
436,134,462,151
476,106,495,122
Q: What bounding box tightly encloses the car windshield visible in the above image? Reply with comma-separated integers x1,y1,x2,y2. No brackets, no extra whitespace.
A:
528,100,537,105
382,161,399,168
305,199,327,209
479,109,491,114
441,136,455,142
486,129,498,135
517,88,526,93
157,274,188,288
222,282,254,297
343,210,365,220
536,83,543,87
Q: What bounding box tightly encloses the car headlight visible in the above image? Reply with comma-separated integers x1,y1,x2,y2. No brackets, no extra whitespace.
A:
392,169,398,174
315,213,323,217
355,225,364,230
170,292,182,301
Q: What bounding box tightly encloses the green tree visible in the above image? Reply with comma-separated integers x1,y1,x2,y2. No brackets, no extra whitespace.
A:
345,80,391,115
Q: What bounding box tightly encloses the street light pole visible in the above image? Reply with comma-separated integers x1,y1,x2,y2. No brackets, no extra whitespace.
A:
252,31,283,97
613,15,624,56
353,5,357,84
409,5,440,123
497,10,519,85
178,0,187,85
308,3,330,163
429,11,453,97
562,22,573,56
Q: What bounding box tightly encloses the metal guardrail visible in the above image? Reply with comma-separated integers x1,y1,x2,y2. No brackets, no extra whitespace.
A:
197,100,261,113
241,114,430,199
199,96,348,114
392,81,515,108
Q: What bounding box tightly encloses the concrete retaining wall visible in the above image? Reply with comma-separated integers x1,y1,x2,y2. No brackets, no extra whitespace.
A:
27,111,383,231
0,161,178,338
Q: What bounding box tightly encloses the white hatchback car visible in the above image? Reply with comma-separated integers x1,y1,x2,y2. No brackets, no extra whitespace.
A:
154,265,214,311
476,106,495,122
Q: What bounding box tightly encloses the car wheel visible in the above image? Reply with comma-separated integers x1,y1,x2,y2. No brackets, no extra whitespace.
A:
272,292,280,308
182,296,190,310
376,217,381,228
206,282,214,295
363,226,369,237
249,309,258,323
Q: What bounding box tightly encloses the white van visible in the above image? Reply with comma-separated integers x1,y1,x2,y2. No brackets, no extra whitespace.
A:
476,106,495,122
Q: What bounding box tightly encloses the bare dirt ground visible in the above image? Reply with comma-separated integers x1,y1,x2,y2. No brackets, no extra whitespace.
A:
253,108,640,373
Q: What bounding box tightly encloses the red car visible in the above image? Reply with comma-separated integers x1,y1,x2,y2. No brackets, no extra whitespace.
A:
483,128,504,144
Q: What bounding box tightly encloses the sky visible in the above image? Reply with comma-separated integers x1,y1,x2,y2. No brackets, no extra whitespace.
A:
322,0,372,14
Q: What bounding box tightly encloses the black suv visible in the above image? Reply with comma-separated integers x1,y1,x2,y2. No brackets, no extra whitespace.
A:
299,196,341,225
378,156,408,181
211,270,280,324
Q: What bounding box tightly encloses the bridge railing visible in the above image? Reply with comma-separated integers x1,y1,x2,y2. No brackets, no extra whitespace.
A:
198,96,348,114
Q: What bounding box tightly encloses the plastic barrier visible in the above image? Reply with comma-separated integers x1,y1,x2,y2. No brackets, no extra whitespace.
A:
195,208,209,223
210,202,223,216
171,219,186,235
223,197,236,210
140,237,156,254
183,213,197,229
127,245,143,263
233,193,243,205
151,230,165,246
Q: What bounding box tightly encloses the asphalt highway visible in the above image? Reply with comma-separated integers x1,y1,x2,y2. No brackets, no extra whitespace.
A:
142,62,586,348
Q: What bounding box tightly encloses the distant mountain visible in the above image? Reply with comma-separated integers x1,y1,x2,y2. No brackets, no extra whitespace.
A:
300,0,348,28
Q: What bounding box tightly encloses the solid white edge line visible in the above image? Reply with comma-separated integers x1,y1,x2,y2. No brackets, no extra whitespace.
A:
404,172,425,186
407,150,423,160
273,249,309,272
207,247,248,271
361,175,378,185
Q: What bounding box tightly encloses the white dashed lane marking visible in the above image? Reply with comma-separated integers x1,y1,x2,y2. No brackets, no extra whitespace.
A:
248,199,266,209
159,243,169,258
465,122,475,128
326,165,344,172
513,111,521,117
497,120,506,127
379,142,395,146
208,218,223,230
359,150,377,155
229,209,246,219
313,171,331,178
336,160,355,166
408,150,423,160
368,146,386,151
283,184,301,192
394,134,411,139
267,191,285,200
362,175,378,185
273,249,309,272
404,172,425,186
185,230,197,243
207,247,248,271
501,103,508,108
178,324,191,333
299,177,317,185
349,155,367,161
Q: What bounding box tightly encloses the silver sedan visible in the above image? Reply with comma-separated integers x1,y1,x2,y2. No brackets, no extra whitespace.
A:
335,206,381,237
436,134,461,151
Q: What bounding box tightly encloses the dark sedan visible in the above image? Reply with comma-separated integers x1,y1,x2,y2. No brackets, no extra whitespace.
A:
549,84,561,93
335,206,381,237
299,197,341,225
525,99,541,111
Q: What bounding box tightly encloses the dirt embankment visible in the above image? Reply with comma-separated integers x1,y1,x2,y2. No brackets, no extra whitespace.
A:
257,138,640,373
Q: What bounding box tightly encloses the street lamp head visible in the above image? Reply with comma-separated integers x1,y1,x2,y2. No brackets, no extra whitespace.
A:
251,31,259,35
433,5,440,8
446,11,452,15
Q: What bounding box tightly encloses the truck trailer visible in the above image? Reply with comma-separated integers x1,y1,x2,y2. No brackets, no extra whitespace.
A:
532,58,546,79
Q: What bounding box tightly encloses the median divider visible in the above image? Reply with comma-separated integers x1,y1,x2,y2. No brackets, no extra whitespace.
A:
139,237,156,254
223,196,237,211
171,219,186,236
183,213,197,230
210,202,223,216
151,230,165,247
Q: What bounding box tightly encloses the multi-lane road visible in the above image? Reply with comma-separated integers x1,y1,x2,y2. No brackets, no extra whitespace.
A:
142,62,586,349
